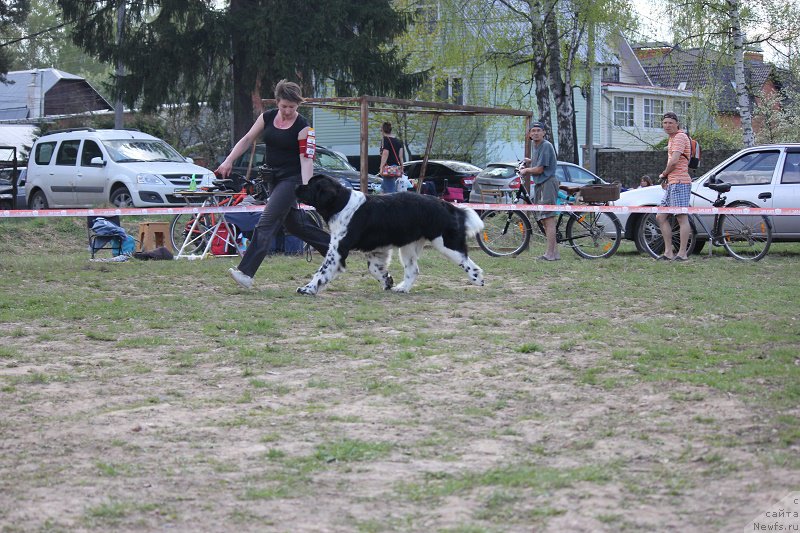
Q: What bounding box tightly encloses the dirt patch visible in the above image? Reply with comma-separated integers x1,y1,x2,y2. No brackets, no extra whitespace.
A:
1,249,799,531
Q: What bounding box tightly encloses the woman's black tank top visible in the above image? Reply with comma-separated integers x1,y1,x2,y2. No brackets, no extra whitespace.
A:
262,109,309,181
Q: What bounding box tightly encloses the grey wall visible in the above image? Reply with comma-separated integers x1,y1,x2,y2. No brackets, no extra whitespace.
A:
596,149,738,188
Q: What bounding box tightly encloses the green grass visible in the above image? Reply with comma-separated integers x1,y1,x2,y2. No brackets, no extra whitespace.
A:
1,218,799,532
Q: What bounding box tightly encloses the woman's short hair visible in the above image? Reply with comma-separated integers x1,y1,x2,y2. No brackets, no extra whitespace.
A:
640,175,654,186
275,79,303,104
381,122,392,135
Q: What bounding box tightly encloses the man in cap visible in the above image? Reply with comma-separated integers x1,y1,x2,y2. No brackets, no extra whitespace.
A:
520,121,560,260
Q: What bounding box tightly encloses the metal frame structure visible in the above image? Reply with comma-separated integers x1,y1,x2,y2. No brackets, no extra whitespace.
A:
262,96,534,192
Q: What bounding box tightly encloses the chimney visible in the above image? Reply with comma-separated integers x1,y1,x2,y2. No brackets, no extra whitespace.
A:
27,70,43,119
745,51,764,62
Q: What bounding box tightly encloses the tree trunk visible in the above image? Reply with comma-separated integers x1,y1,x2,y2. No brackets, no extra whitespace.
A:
544,0,577,162
729,0,755,147
529,1,552,135
230,0,256,144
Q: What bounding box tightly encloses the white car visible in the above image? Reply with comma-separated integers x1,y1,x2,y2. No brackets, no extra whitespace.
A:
26,128,215,208
615,144,800,254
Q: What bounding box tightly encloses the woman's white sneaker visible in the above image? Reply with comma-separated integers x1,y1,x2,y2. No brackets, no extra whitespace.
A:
229,268,253,289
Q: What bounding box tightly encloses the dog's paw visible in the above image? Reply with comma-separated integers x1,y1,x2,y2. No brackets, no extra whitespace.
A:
391,284,410,294
296,285,318,296
383,274,394,290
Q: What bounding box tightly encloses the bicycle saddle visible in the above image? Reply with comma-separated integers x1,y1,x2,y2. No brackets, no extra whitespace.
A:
705,180,732,193
211,179,235,190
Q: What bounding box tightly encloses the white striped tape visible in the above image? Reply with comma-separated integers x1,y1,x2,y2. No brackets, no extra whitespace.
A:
2,203,799,219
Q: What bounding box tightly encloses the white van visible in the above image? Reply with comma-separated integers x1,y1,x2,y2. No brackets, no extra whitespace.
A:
26,128,215,208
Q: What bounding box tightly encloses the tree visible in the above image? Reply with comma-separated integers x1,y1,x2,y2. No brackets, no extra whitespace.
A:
56,0,425,143
664,0,800,147
0,0,31,80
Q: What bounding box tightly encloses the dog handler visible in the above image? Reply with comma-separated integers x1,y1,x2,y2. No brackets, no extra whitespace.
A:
216,79,330,289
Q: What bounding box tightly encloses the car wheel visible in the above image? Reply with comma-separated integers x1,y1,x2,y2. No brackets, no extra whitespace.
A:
28,190,49,210
110,186,133,208
636,212,697,258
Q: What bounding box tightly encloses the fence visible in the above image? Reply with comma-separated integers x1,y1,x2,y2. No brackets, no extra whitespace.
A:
596,149,739,187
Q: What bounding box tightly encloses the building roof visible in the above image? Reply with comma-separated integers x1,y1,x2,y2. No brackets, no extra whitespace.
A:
0,68,112,119
633,47,774,113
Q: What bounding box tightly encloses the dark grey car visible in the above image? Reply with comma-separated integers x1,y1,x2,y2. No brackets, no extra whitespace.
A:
469,161,609,203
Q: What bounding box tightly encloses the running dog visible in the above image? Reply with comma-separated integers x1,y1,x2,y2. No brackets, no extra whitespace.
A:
295,175,485,295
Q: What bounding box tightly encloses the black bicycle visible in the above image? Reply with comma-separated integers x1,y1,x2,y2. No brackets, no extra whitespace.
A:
476,180,623,259
637,178,773,261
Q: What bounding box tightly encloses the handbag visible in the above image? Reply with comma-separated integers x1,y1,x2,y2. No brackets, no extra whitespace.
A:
381,137,403,178
381,165,402,178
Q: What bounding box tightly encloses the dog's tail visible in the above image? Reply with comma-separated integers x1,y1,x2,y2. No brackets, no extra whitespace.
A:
458,205,484,237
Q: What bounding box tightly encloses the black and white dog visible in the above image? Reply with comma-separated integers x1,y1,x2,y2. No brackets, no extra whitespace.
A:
295,175,485,295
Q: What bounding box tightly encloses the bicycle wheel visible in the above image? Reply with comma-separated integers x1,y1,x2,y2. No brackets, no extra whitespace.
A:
636,213,697,259
566,211,622,259
170,213,213,254
476,210,532,257
718,204,772,261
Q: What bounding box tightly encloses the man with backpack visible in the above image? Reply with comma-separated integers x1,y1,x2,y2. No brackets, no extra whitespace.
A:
656,112,692,261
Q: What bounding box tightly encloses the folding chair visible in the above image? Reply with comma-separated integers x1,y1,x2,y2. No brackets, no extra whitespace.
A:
87,215,124,258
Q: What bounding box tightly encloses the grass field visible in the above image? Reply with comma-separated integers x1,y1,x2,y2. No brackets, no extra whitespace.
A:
1,217,799,532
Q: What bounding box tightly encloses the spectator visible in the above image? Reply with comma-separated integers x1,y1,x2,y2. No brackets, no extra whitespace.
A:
655,112,692,261
378,122,404,193
639,175,654,188
519,121,560,261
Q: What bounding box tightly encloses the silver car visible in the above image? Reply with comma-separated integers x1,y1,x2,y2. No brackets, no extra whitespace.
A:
469,161,610,203
615,144,800,253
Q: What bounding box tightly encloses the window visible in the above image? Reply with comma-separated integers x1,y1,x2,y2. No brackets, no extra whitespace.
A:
436,77,465,104
781,152,800,184
601,66,619,82
643,98,664,128
673,100,690,128
565,166,600,185
415,1,439,31
715,151,779,185
55,140,81,166
613,96,634,127
81,140,103,166
35,142,56,165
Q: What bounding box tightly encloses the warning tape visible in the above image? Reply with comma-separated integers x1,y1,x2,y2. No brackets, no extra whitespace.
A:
2,202,800,219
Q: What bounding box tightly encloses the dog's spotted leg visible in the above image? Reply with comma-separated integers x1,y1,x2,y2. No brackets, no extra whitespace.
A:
365,247,394,290
297,245,345,296
430,237,485,287
392,240,424,293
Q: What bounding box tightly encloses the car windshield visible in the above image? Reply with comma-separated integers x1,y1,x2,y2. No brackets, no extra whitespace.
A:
315,150,355,171
101,139,186,163
478,165,515,179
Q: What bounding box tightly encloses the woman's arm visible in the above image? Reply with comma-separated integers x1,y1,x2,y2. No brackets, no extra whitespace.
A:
216,114,266,177
379,146,389,172
298,126,314,185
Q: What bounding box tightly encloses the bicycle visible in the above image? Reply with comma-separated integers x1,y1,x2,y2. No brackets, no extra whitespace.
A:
169,173,264,255
475,178,623,259
169,170,326,260
636,178,773,261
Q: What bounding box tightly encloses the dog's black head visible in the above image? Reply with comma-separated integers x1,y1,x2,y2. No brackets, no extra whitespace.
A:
295,174,351,221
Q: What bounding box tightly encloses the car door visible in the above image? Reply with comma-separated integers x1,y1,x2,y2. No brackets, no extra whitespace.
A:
75,139,107,206
692,149,777,234
50,139,82,206
771,148,800,238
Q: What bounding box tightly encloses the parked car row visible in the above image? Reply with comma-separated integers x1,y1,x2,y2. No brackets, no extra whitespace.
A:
16,130,800,248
